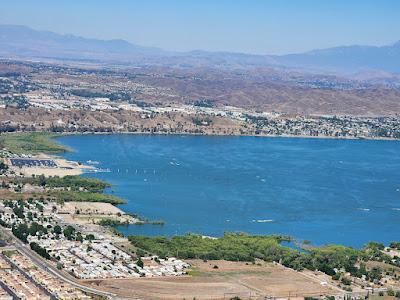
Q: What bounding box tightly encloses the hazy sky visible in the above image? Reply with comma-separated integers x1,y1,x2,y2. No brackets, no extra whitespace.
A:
1,0,400,54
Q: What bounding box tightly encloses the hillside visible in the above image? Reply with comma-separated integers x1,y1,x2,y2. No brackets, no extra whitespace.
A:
277,42,400,73
1,26,400,116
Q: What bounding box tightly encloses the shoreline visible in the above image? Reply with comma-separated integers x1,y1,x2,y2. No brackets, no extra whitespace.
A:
51,132,400,247
2,129,400,145
3,131,400,248
53,130,400,142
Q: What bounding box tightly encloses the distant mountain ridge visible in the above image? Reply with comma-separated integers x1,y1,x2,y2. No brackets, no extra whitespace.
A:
0,24,166,60
1,24,400,73
277,42,400,73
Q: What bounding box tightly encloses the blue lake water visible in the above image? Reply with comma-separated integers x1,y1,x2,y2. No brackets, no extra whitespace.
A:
56,134,400,248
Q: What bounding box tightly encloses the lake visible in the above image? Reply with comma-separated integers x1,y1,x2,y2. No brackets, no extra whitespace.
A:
56,134,400,247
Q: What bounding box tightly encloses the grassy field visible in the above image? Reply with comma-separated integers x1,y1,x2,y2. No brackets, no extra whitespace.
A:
54,190,126,205
13,175,111,193
0,188,126,205
0,132,69,154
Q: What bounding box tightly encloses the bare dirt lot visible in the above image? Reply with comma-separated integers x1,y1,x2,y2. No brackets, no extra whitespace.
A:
59,201,124,215
58,201,136,231
81,260,337,300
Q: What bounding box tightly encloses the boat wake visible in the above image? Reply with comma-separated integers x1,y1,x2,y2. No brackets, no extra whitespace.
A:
86,168,111,173
357,208,370,212
252,219,274,223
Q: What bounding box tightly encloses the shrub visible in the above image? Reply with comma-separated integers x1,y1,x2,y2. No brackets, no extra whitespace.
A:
387,289,395,296
137,257,144,268
340,277,351,286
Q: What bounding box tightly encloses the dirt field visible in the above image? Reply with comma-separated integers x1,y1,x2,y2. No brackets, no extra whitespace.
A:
80,260,337,300
58,201,136,231
59,201,125,215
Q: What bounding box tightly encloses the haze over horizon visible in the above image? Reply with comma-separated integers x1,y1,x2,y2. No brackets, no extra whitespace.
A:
1,0,400,55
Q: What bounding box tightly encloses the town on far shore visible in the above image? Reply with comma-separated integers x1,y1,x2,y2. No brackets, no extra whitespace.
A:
1,60,400,140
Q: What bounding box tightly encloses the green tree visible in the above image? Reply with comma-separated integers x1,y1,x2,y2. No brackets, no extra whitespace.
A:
53,225,62,235
76,232,83,242
0,161,8,174
85,234,95,241
30,242,50,259
63,225,76,240
38,174,46,187
137,257,144,268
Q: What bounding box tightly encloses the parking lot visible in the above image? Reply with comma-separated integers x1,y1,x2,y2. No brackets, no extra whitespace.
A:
10,158,57,168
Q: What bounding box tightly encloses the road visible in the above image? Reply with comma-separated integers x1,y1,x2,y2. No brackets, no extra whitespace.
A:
1,227,116,299
0,279,20,300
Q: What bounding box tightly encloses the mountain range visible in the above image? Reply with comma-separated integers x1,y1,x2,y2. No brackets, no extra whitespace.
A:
1,24,400,74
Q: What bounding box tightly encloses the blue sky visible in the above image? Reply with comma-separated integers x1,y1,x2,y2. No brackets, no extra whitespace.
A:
1,0,399,54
